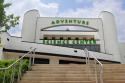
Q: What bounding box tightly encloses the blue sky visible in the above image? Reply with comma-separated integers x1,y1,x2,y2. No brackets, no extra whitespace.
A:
4,0,125,42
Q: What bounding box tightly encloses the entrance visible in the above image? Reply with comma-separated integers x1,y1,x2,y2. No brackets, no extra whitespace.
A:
59,60,85,64
34,58,49,64
23,57,49,64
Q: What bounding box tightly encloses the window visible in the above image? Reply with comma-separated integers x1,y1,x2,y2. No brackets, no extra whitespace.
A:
83,37,86,40
68,37,71,40
7,38,9,41
90,38,94,40
60,37,63,40
75,37,79,40
52,37,55,40
44,37,48,40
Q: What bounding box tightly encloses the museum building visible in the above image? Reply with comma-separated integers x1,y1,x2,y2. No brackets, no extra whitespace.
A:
0,10,125,64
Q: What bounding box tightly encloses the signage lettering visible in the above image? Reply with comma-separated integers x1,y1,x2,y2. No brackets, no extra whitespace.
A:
39,39,96,45
51,19,89,26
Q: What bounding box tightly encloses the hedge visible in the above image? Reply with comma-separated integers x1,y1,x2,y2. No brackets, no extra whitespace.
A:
0,59,29,83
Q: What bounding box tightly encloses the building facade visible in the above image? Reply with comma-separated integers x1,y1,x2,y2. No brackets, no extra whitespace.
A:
0,10,125,64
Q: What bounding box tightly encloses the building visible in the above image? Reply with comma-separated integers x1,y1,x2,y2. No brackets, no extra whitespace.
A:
0,10,125,64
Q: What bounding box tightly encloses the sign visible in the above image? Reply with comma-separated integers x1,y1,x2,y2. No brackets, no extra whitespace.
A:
39,39,96,45
51,19,89,26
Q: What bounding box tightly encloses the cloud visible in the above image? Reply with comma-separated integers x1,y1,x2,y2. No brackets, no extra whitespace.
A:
5,0,59,16
5,0,59,36
9,30,21,37
75,0,95,3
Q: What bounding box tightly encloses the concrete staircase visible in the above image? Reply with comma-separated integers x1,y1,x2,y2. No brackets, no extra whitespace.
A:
20,64,95,83
103,64,125,83
20,64,125,83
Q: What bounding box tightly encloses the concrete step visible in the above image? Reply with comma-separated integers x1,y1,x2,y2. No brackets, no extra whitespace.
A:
23,74,125,78
103,73,125,76
31,68,88,71
103,70,125,73
22,77,95,81
104,80,125,83
103,64,125,66
20,80,96,83
24,73,94,77
33,64,88,67
20,64,125,83
24,72,125,77
104,76,125,80
26,71,90,74
31,66,88,69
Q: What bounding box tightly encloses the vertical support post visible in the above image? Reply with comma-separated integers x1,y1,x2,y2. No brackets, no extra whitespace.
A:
88,52,90,65
11,65,15,83
28,52,32,70
94,59,98,83
3,70,6,83
18,60,22,82
85,48,88,64
85,49,87,64
10,67,13,83
100,65,103,83
32,49,36,65
17,64,20,82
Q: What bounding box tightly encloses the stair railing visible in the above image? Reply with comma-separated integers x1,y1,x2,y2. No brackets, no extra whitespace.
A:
84,48,103,83
0,47,36,83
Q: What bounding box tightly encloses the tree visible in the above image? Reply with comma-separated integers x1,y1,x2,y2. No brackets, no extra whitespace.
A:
0,0,19,32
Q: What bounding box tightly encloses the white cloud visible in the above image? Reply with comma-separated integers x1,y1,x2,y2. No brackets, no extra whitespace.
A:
75,0,95,3
5,0,59,37
9,31,21,37
75,0,85,3
5,0,59,16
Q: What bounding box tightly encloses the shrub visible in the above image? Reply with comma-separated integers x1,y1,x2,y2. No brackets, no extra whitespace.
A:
0,59,29,83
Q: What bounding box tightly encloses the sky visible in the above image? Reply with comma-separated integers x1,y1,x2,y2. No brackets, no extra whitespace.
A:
4,0,125,42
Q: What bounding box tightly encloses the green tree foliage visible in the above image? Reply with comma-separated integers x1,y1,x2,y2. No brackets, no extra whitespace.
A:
0,0,19,32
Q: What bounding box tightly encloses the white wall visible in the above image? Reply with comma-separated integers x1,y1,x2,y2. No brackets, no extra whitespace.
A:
119,43,125,64
36,17,105,53
0,33,4,59
9,10,122,62
99,11,120,61
21,10,106,54
22,10,40,42
1,32,118,62
2,33,85,57
0,47,3,60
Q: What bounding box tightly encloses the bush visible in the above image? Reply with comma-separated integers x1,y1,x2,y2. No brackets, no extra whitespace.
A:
0,60,14,68
0,59,29,83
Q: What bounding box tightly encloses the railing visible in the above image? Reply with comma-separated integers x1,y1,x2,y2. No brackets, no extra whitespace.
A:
84,48,103,83
0,47,36,83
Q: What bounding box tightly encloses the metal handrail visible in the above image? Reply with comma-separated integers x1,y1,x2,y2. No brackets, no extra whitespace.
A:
0,47,36,83
84,48,103,83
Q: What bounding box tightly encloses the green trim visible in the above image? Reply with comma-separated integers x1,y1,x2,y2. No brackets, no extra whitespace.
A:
38,39,96,45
